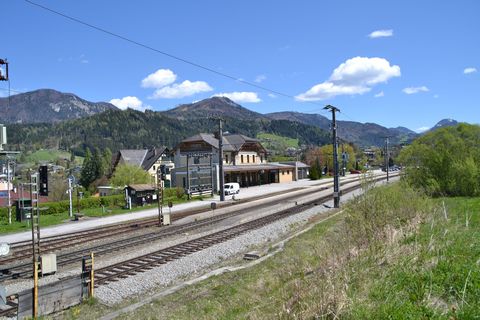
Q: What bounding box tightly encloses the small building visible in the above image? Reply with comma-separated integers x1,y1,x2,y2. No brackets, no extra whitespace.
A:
124,184,157,206
279,161,310,180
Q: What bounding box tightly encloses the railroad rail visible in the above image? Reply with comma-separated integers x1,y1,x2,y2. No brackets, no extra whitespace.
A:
0,186,330,281
1,186,312,262
0,174,393,281
95,177,385,285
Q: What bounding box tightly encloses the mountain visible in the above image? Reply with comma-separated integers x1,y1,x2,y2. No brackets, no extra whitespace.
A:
163,97,268,121
8,108,331,154
429,118,459,131
0,89,118,123
266,111,417,147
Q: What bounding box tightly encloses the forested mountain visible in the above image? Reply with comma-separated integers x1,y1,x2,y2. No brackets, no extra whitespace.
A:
0,89,117,123
266,111,418,147
7,108,331,155
164,97,268,121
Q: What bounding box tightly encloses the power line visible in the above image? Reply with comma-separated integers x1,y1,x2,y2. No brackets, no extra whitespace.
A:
24,0,328,114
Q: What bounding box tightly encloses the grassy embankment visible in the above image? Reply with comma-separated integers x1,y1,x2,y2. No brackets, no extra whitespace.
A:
65,181,479,319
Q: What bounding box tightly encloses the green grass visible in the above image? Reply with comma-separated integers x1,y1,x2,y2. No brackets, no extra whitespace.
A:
345,197,480,319
49,184,480,319
25,149,70,163
257,133,299,150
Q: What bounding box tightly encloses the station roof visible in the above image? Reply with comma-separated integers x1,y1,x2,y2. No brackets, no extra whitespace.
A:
224,163,294,172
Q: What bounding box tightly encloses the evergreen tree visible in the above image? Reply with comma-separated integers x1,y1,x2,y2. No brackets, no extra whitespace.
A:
80,148,97,188
93,147,104,178
102,148,113,176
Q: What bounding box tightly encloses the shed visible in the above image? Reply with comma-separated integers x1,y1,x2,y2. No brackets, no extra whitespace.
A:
124,184,157,206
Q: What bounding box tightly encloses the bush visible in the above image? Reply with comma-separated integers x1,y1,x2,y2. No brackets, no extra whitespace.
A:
175,187,186,200
399,124,480,197
38,194,125,215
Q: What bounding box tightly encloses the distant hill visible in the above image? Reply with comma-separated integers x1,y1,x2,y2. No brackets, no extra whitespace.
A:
0,89,118,123
163,97,268,121
267,111,417,147
428,118,459,131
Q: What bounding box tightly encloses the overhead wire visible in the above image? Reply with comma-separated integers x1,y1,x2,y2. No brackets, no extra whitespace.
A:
24,0,331,116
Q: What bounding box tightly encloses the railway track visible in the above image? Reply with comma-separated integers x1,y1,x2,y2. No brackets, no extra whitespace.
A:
0,186,309,267
0,186,332,281
0,174,392,281
94,178,377,285
1,185,318,263
1,178,356,268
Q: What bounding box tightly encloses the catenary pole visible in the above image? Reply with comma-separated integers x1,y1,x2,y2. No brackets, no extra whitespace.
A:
324,105,340,208
384,136,390,182
218,119,225,201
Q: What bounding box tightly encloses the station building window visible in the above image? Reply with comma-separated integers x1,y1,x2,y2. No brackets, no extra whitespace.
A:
241,155,244,163
247,155,250,163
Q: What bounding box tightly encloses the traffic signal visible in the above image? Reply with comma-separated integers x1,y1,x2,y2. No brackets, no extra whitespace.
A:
39,165,48,196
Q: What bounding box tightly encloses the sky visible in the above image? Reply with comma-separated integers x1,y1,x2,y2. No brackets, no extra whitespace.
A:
1,0,479,132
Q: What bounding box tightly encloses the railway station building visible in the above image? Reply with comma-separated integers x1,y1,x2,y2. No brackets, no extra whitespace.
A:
171,133,298,193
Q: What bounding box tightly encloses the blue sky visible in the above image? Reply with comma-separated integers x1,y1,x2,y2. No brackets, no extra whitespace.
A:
1,0,479,132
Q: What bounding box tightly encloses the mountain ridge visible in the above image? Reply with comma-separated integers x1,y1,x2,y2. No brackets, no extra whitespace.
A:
0,89,118,123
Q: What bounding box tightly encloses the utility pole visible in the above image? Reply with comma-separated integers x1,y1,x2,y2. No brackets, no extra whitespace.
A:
383,136,390,182
324,105,340,208
156,169,163,226
68,177,73,218
6,157,12,224
218,119,225,201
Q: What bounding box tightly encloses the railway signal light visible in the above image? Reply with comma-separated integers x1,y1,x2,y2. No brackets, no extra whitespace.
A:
0,59,8,81
39,165,48,196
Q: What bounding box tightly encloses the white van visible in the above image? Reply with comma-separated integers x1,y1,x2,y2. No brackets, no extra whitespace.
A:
224,183,240,195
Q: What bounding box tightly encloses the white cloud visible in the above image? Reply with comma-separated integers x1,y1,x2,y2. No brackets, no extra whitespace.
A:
141,69,177,88
151,80,212,99
415,126,430,133
464,67,477,74
403,86,429,94
268,93,277,98
213,92,261,103
109,96,150,111
374,91,384,98
254,74,267,83
296,57,400,101
368,29,393,38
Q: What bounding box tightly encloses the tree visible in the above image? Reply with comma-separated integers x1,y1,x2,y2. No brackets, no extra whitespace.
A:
305,147,323,180
317,144,357,174
80,148,97,188
110,163,151,187
93,147,104,178
102,148,113,177
398,124,480,196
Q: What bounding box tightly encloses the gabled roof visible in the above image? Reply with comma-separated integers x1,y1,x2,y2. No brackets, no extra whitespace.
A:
119,149,148,167
126,184,156,191
141,147,169,170
117,146,168,171
177,133,265,153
